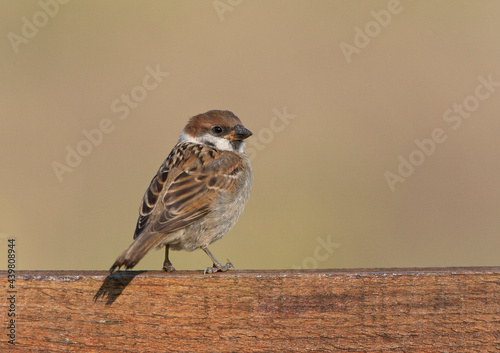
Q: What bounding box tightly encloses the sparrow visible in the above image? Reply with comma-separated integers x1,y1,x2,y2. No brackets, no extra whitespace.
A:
109,110,253,274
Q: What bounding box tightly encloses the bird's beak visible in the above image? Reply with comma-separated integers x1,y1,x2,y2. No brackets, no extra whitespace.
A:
225,125,253,141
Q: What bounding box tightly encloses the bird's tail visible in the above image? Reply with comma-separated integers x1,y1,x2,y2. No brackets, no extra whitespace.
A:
109,232,165,273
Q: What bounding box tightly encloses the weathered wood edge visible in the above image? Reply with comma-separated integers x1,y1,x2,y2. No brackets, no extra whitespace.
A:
5,266,500,281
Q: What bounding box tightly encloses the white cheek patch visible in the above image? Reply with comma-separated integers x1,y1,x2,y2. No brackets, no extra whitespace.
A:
179,131,237,152
201,134,234,151
178,131,198,144
178,131,247,154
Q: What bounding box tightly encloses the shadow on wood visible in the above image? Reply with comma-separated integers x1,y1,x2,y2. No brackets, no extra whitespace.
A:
93,270,146,305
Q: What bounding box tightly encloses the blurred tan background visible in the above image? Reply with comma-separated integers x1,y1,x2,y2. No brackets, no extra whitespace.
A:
1,0,500,271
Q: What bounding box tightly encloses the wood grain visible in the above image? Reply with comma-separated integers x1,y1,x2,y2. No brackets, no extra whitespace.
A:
1,268,499,352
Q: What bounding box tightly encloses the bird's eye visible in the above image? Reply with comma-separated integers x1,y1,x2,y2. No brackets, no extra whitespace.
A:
212,126,223,134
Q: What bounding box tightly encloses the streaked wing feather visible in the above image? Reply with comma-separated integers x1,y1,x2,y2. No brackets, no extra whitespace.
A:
133,162,169,239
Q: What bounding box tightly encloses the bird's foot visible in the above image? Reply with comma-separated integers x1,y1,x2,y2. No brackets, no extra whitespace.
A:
162,261,176,272
163,265,176,272
204,259,234,274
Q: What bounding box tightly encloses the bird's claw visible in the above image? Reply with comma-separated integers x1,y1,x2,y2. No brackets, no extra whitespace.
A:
204,259,234,274
162,265,176,272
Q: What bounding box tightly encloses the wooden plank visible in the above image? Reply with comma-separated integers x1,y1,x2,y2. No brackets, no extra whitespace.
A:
1,268,500,352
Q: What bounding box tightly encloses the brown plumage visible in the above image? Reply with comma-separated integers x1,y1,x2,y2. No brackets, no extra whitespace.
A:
110,110,253,274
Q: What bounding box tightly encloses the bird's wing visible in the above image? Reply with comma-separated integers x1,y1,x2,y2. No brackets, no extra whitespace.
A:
133,162,169,239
